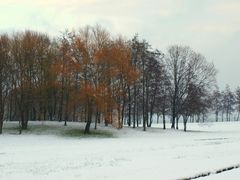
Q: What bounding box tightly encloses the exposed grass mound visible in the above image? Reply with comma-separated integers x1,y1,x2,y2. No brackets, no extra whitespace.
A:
61,128,114,138
2,121,114,138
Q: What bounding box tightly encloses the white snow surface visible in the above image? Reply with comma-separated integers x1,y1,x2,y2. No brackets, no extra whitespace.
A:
1,121,240,180
200,168,240,180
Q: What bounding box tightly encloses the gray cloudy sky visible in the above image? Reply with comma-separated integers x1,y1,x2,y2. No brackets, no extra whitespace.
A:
1,0,240,90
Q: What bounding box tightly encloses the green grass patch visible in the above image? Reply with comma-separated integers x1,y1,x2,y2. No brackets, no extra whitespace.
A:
61,128,114,138
2,122,114,138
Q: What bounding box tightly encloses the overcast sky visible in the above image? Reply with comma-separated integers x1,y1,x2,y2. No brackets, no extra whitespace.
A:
1,0,240,90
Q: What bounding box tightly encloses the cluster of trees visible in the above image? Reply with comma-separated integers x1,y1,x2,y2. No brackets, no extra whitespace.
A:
0,25,217,134
212,86,240,122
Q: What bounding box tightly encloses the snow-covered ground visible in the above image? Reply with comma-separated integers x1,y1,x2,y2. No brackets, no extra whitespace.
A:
0,121,240,180
201,167,240,180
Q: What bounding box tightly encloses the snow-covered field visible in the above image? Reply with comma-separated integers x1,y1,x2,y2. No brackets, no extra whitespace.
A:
0,121,240,180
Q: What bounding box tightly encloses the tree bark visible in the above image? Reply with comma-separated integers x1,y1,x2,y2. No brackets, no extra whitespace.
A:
133,84,136,128
183,116,188,132
0,112,3,134
176,117,179,130
171,106,176,129
163,111,166,129
84,99,92,134
216,111,218,122
127,85,131,127
0,120,3,134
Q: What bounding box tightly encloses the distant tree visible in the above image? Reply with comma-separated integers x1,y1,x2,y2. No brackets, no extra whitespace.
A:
222,85,235,121
211,89,222,122
235,87,240,121
154,69,171,129
128,36,150,131
165,45,216,130
146,55,165,128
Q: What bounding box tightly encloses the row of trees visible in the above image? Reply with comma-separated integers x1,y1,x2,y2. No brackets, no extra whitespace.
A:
212,86,240,122
0,25,217,134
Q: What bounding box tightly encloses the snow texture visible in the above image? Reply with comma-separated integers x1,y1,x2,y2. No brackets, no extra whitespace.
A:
0,121,240,180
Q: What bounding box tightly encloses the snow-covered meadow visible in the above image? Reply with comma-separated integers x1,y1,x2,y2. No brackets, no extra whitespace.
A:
0,121,240,180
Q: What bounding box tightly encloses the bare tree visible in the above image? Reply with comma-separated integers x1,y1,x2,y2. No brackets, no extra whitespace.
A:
165,45,216,130
211,89,222,122
222,85,235,121
235,87,240,121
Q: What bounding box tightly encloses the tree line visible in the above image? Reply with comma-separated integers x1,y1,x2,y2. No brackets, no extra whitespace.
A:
0,25,217,134
212,85,240,122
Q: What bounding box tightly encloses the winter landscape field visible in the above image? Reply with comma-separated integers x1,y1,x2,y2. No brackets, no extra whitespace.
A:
1,1,240,180
1,121,240,180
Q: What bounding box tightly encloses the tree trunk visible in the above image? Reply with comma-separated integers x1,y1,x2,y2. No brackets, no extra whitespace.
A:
0,112,3,134
157,113,160,124
84,119,92,134
0,85,3,134
136,105,139,127
184,121,187,132
84,100,92,134
121,99,125,128
64,102,69,126
127,85,131,127
142,59,146,131
20,110,28,130
163,111,166,129
171,107,175,129
149,109,153,127
183,116,188,132
0,120,3,134
133,84,136,128
176,116,179,130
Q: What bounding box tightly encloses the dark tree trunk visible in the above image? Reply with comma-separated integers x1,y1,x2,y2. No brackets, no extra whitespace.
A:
163,111,166,129
142,82,146,131
176,115,179,129
133,84,136,128
0,112,3,134
146,83,150,127
0,84,3,134
8,95,13,121
94,111,99,130
84,119,92,134
149,110,153,127
183,116,188,132
121,99,125,128
64,82,70,126
136,105,139,127
0,120,3,134
84,100,92,134
184,121,187,132
171,108,175,129
127,85,131,127
20,109,28,130
157,113,160,124
142,59,146,131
